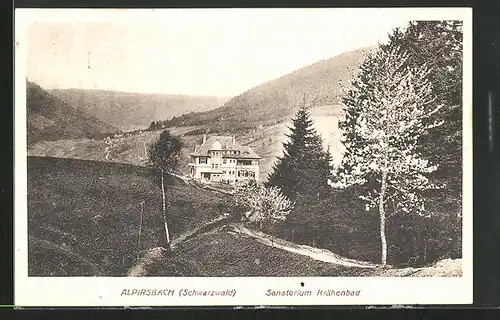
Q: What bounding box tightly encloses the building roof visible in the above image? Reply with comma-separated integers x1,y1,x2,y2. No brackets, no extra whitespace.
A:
190,135,261,159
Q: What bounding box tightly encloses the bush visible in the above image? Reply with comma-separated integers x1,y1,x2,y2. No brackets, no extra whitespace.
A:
236,182,294,230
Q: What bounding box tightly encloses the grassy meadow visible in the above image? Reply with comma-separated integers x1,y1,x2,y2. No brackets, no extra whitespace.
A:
27,156,237,276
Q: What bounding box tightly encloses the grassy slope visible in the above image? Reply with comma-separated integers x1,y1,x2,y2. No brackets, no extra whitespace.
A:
161,47,373,131
145,227,461,277
27,156,237,276
27,81,119,146
149,231,375,277
50,88,229,132
27,156,461,277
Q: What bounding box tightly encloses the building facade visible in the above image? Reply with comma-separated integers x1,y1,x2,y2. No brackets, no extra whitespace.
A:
188,135,261,183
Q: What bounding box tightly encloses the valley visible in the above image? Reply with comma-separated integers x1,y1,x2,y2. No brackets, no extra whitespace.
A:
27,105,345,180
50,88,229,132
26,47,369,175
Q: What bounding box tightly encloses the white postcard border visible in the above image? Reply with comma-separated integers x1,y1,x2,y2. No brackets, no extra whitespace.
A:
14,8,473,307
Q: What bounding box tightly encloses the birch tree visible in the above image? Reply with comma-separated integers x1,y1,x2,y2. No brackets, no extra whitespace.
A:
147,130,184,248
329,45,443,266
381,21,463,217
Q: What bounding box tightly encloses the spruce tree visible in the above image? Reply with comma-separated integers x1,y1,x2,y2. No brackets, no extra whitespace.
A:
266,104,333,201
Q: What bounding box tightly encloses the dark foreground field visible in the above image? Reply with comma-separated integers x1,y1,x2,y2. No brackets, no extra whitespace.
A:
131,225,462,277
154,231,375,277
27,156,236,276
27,156,462,277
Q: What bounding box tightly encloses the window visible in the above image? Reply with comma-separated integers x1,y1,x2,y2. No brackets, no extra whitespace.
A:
238,160,252,166
199,157,207,164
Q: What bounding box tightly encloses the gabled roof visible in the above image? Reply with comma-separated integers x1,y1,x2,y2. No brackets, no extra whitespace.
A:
191,135,261,159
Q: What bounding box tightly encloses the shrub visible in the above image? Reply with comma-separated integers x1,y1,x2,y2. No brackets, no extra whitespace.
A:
235,182,294,231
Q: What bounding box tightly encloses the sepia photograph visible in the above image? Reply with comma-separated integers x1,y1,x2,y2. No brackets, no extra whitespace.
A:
15,8,472,306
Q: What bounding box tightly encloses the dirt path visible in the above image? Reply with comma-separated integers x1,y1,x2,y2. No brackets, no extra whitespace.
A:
127,217,380,276
126,214,235,276
225,224,379,269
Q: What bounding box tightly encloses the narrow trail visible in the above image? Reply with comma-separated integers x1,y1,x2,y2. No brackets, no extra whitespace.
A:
126,215,380,276
127,172,235,276
225,224,380,269
127,175,378,275
104,148,111,161
126,214,235,276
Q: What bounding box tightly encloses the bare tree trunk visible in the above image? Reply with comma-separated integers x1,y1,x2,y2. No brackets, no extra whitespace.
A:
137,201,144,261
424,240,428,264
271,223,274,247
379,169,388,266
423,222,428,264
160,168,170,247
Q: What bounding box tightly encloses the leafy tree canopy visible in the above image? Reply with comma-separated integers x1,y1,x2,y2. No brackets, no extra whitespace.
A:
147,130,184,173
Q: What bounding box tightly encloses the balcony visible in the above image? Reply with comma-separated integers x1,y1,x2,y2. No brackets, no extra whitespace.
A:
235,164,258,169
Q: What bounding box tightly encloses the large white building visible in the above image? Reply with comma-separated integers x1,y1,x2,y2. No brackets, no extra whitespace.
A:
188,135,261,183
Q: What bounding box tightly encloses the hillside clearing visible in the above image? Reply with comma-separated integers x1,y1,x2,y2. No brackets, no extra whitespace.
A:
27,156,240,276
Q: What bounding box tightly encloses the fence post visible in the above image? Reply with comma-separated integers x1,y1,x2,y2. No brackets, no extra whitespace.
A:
161,168,171,246
137,201,145,261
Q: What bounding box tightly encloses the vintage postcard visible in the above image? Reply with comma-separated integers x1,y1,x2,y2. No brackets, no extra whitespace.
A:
14,8,472,306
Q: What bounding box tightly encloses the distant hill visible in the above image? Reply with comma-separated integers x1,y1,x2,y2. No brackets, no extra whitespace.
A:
50,88,230,132
27,47,374,177
162,46,375,133
27,109,345,181
26,81,119,146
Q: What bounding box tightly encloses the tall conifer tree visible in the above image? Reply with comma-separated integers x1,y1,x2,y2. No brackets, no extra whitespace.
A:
266,102,333,201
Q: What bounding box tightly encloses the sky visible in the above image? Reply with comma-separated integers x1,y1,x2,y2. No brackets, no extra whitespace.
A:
23,9,419,97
